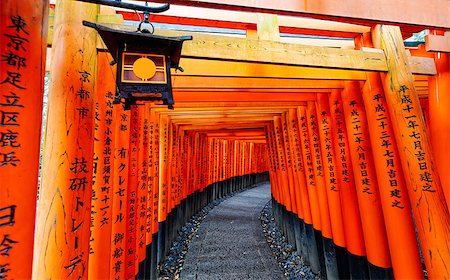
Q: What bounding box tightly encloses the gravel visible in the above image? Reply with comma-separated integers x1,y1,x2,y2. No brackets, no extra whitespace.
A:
158,199,223,280
259,201,320,280
159,184,261,280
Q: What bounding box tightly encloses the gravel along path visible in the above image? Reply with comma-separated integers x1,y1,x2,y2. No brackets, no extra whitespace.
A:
260,201,320,280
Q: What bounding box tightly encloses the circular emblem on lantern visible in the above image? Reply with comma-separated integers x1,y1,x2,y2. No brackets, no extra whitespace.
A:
133,57,157,80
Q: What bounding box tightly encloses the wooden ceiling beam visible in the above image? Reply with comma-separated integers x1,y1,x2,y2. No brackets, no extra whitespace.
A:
47,16,437,75
169,116,277,124
154,29,436,75
161,109,290,115
172,91,319,102
172,76,344,90
175,58,367,80
178,122,270,131
165,30,388,72
147,101,307,108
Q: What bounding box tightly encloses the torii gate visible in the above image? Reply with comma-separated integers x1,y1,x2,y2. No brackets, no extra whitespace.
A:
1,1,449,279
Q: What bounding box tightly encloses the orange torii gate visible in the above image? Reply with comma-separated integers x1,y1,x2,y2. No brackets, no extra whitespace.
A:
1,1,450,279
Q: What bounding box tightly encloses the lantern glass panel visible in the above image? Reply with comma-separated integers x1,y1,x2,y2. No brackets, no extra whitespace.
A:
121,52,167,84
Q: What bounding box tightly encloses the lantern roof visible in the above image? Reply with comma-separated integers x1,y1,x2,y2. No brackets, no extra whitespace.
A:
83,20,192,69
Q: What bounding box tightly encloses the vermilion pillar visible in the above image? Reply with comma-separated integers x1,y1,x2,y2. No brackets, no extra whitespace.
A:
150,108,160,239
306,102,332,240
362,69,423,279
137,104,149,277
88,51,116,280
329,90,368,279
341,81,392,276
125,106,140,279
286,109,305,219
315,95,346,249
298,107,321,232
281,115,298,215
0,1,48,279
428,35,450,208
372,25,449,278
273,116,292,212
288,109,311,225
32,1,98,279
110,106,130,280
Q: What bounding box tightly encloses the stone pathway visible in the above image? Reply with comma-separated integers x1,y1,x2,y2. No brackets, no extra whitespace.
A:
181,183,284,280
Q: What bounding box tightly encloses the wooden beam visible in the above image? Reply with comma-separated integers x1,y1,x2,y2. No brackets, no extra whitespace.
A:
146,0,450,30
425,34,450,52
168,113,282,120
205,130,266,136
161,31,389,72
209,137,266,141
158,30,436,75
278,36,355,47
150,105,297,111
148,101,306,107
162,108,290,115
165,111,288,118
172,91,319,102
175,58,367,80
205,134,266,138
239,139,267,143
48,20,437,75
170,116,277,123
86,24,387,72
408,56,437,75
172,76,344,90
178,122,270,131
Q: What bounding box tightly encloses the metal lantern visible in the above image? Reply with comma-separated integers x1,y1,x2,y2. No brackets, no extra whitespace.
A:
84,21,192,109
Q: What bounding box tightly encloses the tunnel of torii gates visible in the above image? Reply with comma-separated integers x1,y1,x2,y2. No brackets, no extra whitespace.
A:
1,0,450,279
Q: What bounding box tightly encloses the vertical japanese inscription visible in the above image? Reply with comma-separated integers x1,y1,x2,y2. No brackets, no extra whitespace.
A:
137,107,148,260
315,96,346,247
152,117,160,229
318,108,338,193
299,114,315,188
346,99,373,195
62,67,94,279
0,14,30,279
397,86,435,194
159,116,168,220
125,106,139,279
329,91,366,256
298,107,322,229
110,108,130,280
372,92,404,208
32,2,97,278
88,60,115,279
147,112,154,239
0,15,28,169
373,25,450,278
307,111,324,179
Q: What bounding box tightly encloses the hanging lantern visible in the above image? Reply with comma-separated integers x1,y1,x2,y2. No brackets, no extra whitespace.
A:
84,21,192,109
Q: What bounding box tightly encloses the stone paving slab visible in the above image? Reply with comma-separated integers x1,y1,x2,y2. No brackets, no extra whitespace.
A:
180,183,284,280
